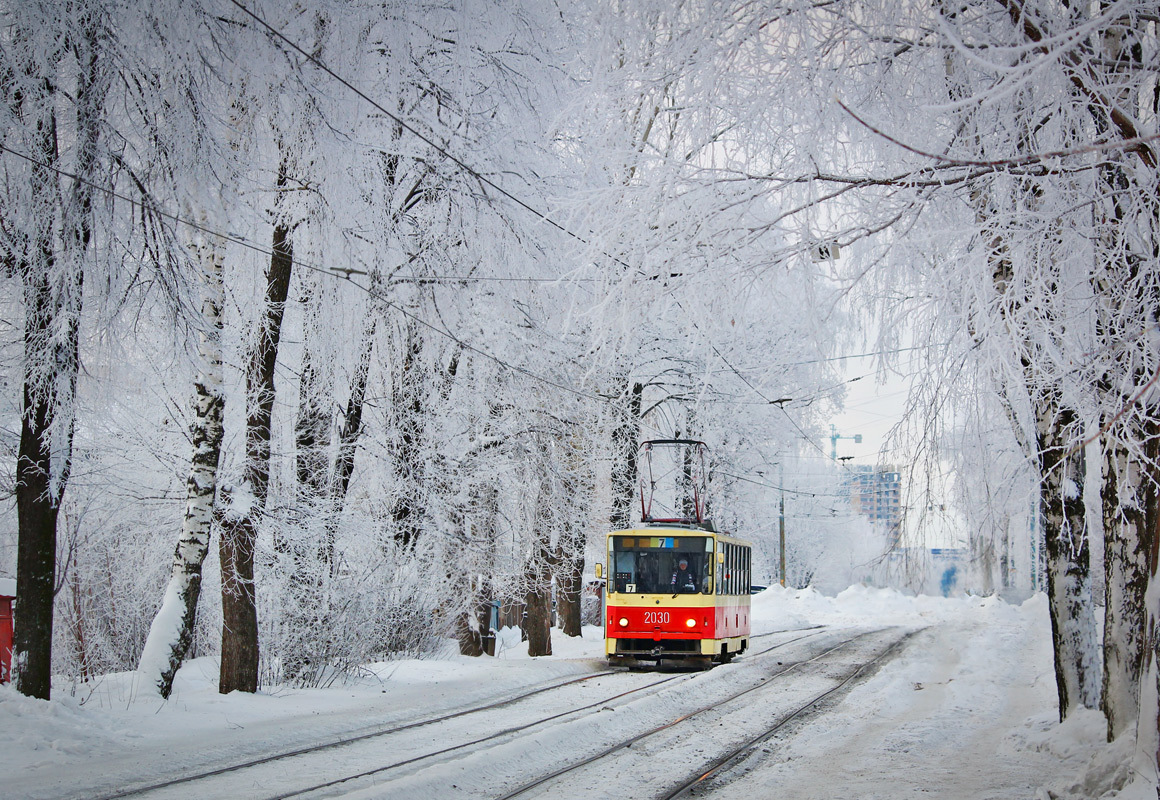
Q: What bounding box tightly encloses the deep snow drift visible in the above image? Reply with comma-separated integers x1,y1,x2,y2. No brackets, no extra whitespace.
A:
2,586,1148,799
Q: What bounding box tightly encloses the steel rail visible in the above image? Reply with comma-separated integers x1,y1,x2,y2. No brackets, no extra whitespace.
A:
88,670,619,800
661,629,920,800
492,627,901,800
87,627,826,800
267,629,827,799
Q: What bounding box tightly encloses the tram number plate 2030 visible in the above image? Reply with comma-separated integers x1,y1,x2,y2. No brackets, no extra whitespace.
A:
644,611,671,624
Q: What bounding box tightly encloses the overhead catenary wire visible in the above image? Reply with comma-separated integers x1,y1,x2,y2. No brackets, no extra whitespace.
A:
0,143,615,405
2,138,923,472
226,0,849,441
226,0,639,272
2,3,908,490
709,342,951,374
228,0,825,433
220,4,1160,542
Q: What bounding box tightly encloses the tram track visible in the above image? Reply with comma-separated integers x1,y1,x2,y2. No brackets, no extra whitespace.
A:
660,628,919,800
492,626,912,800
81,627,826,800
86,669,622,800
260,628,829,799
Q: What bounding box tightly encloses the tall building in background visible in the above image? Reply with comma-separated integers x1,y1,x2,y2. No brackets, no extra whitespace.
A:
846,466,903,549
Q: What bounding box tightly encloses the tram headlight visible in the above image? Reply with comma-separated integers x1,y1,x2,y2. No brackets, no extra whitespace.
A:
685,618,697,628
618,617,629,628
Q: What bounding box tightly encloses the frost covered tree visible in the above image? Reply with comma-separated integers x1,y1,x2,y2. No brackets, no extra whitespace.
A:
558,1,843,539
0,0,205,699
830,0,1158,780
942,0,1158,748
0,0,106,702
136,217,225,699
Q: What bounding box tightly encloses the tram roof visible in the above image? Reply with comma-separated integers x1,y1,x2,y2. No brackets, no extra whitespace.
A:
607,526,751,547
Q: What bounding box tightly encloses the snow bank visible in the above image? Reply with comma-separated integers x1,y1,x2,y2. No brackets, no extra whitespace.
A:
751,582,1038,629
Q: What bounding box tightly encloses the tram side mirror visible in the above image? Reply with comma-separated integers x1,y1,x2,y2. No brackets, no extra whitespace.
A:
594,563,603,579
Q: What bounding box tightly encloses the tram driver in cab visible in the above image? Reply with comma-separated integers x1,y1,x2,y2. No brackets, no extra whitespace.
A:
671,557,698,593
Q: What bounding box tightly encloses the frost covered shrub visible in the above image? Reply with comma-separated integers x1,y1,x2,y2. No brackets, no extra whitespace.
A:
52,499,176,687
257,524,453,688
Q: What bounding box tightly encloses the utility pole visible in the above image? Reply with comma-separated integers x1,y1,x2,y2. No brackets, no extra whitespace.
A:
779,466,786,587
761,462,789,587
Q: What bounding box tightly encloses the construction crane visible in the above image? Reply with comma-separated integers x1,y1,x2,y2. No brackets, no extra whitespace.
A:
829,424,862,461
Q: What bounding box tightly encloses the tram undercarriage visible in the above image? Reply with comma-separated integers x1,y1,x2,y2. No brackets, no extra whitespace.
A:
607,635,749,669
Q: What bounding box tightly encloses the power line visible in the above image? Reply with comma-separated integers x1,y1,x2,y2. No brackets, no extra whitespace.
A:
0,143,613,404
227,0,635,271
711,342,949,372
3,139,897,476
717,468,901,499
6,3,877,464
715,469,817,497
229,0,870,458
388,274,597,283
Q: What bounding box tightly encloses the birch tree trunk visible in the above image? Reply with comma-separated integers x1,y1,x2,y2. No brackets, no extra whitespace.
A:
1038,404,1100,717
1101,434,1152,739
137,224,225,698
1088,9,1156,744
1133,419,1160,790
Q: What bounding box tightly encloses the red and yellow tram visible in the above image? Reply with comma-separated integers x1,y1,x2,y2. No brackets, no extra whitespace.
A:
597,439,751,667
601,526,751,667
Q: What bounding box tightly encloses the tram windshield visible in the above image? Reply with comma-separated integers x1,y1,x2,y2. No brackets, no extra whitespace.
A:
610,534,712,594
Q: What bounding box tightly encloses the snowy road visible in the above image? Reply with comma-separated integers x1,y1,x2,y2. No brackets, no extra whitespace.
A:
4,588,1128,799
487,627,911,800
26,627,910,800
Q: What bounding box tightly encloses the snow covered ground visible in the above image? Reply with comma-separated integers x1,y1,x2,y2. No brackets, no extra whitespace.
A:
2,586,1146,799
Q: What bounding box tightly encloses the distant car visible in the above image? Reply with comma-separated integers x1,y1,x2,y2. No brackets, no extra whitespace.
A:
749,585,768,594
